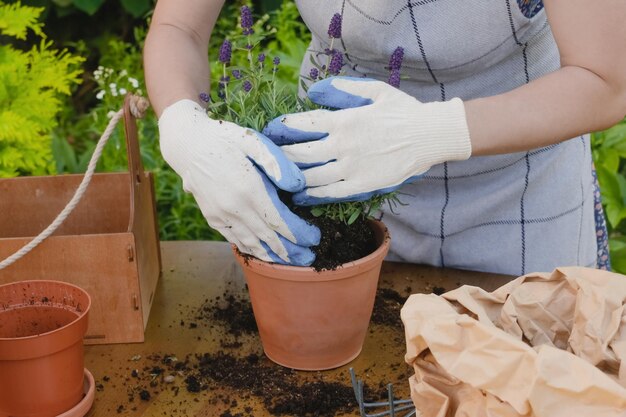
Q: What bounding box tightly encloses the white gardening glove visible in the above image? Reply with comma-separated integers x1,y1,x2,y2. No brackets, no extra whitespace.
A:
159,99,320,265
263,76,472,205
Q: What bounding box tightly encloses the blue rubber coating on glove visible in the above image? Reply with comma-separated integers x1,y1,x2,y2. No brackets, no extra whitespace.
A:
263,118,328,145
308,77,375,109
252,131,306,192
261,238,316,266
258,167,321,247
293,174,424,206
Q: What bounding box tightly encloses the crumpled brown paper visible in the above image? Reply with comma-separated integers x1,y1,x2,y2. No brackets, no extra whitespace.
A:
401,267,626,417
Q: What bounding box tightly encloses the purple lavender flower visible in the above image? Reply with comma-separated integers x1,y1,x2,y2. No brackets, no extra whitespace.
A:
388,47,404,71
327,13,342,39
328,52,344,75
240,6,254,35
258,53,266,63
309,68,319,80
388,69,401,88
218,40,232,64
198,92,210,103
273,56,280,66
220,75,231,84
243,80,252,92
217,90,226,100
232,69,242,79
246,44,253,50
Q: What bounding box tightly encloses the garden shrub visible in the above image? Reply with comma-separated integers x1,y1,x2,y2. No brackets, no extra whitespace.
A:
0,1,83,177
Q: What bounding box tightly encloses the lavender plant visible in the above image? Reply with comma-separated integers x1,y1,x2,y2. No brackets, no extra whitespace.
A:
206,8,403,226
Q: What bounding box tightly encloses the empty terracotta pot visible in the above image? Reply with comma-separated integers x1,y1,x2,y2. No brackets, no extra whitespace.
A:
0,280,91,417
233,220,390,371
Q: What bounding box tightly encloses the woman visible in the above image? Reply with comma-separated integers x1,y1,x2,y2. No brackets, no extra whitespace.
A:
144,0,626,275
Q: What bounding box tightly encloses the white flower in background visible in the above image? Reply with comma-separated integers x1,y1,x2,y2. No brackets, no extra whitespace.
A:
96,90,105,100
128,77,139,88
120,69,128,77
109,82,118,97
107,111,117,119
119,88,127,95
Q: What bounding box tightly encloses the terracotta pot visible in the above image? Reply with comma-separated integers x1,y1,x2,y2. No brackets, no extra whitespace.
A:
233,220,390,371
0,280,91,417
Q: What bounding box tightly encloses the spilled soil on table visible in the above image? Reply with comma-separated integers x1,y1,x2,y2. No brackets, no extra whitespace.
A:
95,287,415,417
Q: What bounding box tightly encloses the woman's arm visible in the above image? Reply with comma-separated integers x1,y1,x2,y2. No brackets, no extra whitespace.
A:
144,0,225,117
466,0,626,156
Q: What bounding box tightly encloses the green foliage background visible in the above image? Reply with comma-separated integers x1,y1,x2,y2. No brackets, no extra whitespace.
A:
2,0,626,272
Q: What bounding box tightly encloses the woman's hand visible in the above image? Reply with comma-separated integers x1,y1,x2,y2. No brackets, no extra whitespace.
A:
159,99,320,265
263,77,472,205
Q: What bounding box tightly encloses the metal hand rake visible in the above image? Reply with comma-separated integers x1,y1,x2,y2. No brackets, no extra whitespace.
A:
349,368,417,417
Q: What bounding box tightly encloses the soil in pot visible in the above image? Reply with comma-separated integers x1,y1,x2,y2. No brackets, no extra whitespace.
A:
292,206,377,270
276,191,379,270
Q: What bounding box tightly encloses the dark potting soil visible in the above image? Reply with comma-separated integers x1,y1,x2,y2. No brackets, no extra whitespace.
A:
195,294,258,337
371,288,408,328
110,351,364,417
290,205,378,271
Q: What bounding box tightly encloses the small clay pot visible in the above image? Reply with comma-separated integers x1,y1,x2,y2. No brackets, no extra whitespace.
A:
233,220,390,371
0,280,91,417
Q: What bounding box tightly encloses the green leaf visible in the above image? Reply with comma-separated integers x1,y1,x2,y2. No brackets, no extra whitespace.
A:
596,163,621,206
609,245,626,274
72,0,104,15
310,207,325,217
51,134,74,173
120,0,151,18
605,204,626,230
603,121,626,151
347,208,362,225
609,236,626,252
596,148,620,174
0,2,44,39
52,0,74,7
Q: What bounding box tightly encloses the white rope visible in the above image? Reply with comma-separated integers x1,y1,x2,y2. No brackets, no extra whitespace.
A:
0,102,138,271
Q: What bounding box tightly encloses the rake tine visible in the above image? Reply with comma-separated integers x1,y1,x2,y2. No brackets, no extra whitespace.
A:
349,368,367,417
388,383,395,417
349,368,416,417
362,404,416,417
359,379,366,416
362,399,414,408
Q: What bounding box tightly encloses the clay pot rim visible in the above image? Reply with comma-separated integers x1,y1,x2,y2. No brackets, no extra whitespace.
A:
233,220,391,281
0,280,91,342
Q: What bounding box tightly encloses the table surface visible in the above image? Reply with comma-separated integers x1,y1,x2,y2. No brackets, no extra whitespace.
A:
84,241,513,417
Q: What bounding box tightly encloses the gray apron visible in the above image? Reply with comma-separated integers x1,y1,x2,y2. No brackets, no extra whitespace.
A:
295,0,601,276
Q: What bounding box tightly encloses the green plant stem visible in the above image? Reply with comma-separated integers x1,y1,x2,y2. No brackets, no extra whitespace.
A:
324,37,335,78
222,63,229,102
247,35,253,69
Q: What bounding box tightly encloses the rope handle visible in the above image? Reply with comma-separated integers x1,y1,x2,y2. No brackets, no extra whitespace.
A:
0,94,150,271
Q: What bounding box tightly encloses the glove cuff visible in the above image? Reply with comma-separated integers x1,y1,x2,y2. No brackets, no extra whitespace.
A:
413,97,472,167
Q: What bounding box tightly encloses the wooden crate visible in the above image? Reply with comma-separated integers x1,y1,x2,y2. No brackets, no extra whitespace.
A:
0,96,162,344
